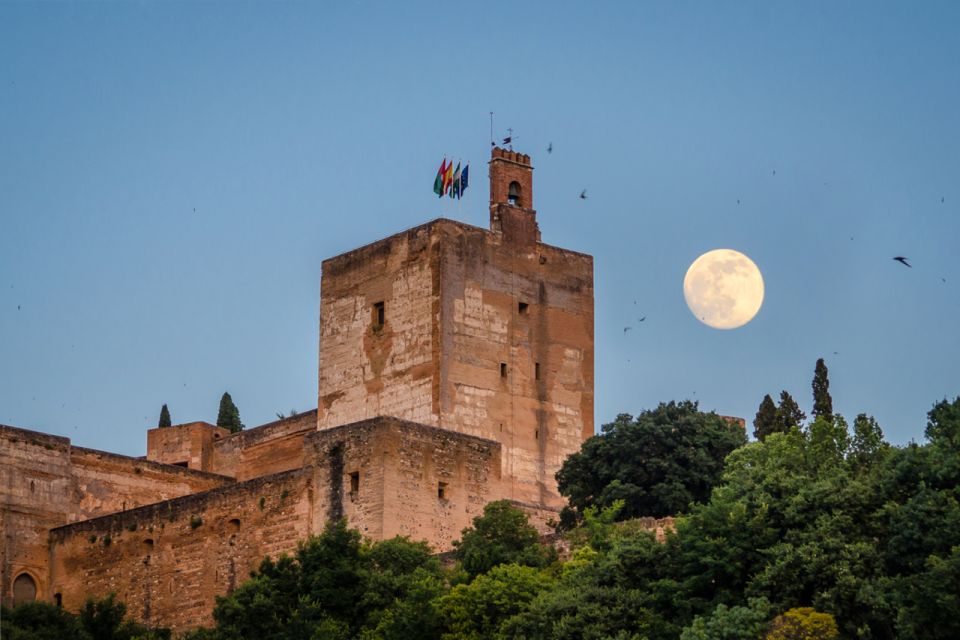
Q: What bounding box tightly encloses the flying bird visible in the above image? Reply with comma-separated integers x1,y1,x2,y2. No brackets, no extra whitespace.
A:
623,326,632,334
638,316,646,323
736,199,740,205
547,142,553,154
579,189,587,199
942,197,945,203
502,136,512,145
772,169,776,175
893,256,912,268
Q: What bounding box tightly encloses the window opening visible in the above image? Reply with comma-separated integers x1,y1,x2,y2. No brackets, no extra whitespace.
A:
500,362,508,378
535,362,541,380
55,593,63,608
508,181,522,206
518,301,529,314
438,482,448,499
349,471,360,496
373,301,385,327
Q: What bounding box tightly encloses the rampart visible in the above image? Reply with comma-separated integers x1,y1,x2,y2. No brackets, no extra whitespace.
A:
0,424,230,608
46,416,503,632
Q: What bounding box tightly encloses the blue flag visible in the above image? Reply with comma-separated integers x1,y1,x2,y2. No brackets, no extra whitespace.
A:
460,164,469,198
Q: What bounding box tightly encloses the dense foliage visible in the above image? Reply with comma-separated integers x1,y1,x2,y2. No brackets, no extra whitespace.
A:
216,392,243,433
0,593,169,640
556,400,748,520
452,500,557,578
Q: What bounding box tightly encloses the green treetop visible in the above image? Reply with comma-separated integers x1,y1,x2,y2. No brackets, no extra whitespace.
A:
158,404,172,428
216,392,243,433
811,358,833,422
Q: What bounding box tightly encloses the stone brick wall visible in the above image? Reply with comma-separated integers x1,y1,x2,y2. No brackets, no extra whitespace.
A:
316,217,593,511
0,425,229,608
210,410,317,481
318,224,440,429
45,416,501,632
146,422,230,471
435,220,594,509
309,416,501,550
49,468,314,632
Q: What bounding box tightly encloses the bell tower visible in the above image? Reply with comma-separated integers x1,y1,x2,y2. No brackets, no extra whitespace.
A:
489,147,540,249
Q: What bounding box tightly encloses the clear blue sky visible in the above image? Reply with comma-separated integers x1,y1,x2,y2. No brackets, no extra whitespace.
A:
2,1,957,455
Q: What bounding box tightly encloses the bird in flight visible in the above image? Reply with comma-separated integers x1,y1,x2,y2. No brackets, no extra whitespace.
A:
638,316,646,323
893,256,912,268
772,169,776,176
579,189,588,199
623,326,632,334
942,197,945,203
547,142,553,154
737,199,740,205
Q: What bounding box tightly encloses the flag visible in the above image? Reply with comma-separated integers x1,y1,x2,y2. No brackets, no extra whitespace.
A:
460,164,469,197
433,159,446,198
450,163,461,199
443,159,454,195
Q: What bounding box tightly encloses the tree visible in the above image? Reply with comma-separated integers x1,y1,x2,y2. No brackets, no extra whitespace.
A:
158,404,172,428
776,391,806,431
190,520,445,640
216,392,243,433
452,500,556,579
557,401,747,520
754,394,779,441
811,359,833,422
437,564,554,640
680,598,772,640
765,608,839,640
0,595,169,640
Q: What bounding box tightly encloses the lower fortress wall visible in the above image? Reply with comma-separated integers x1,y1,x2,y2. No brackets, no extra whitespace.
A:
45,417,506,633
49,468,314,631
0,425,230,608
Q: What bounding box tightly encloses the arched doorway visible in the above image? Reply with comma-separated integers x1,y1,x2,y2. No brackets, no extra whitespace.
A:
13,572,37,605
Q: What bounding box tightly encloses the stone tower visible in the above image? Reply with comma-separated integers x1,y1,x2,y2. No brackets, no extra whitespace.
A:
317,146,594,508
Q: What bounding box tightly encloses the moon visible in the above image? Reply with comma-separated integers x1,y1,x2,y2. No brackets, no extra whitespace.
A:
683,249,764,329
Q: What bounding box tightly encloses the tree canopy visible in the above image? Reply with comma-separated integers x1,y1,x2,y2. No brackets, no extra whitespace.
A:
811,358,833,422
158,404,171,428
216,392,243,433
556,400,747,520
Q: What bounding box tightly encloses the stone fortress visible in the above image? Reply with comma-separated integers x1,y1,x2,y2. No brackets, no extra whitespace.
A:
0,147,595,632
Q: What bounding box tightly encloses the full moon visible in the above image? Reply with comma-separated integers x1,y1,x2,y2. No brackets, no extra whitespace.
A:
683,249,764,329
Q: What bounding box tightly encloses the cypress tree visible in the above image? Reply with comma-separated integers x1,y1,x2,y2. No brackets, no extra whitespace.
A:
776,390,807,431
812,358,833,422
753,394,778,441
217,392,243,433
158,404,172,428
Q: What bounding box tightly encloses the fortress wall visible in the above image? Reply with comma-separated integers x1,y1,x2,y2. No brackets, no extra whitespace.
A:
308,416,502,551
69,447,230,518
49,468,315,633
0,426,74,606
146,422,229,471
213,410,318,481
435,221,594,508
0,425,230,608
319,223,440,429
